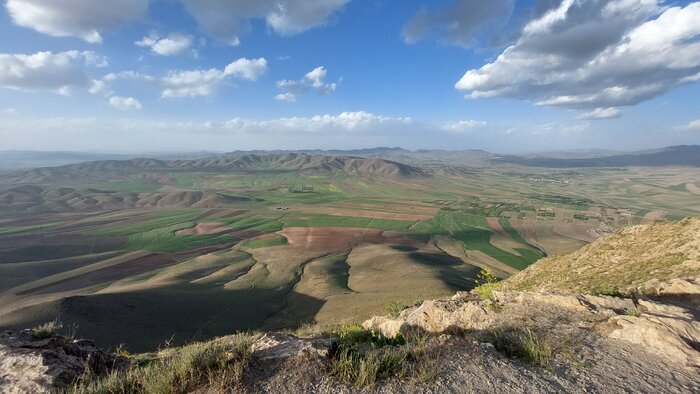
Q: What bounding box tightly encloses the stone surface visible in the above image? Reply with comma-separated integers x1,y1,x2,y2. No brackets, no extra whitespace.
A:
252,332,336,362
0,330,126,393
609,299,700,367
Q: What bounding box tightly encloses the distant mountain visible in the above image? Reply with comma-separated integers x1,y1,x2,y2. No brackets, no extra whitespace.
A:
496,145,700,167
0,153,427,184
0,151,221,170
0,185,248,211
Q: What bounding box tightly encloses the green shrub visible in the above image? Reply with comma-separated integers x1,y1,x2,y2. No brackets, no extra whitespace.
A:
474,269,499,301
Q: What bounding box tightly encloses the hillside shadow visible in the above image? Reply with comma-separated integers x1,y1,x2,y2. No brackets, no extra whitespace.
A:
408,251,481,291
1,285,325,353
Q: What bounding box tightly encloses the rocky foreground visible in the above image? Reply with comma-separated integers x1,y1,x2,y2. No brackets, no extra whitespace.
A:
1,285,698,393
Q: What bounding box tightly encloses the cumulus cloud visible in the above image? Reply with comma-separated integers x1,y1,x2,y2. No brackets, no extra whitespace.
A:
455,0,700,116
180,0,348,45
441,120,488,133
218,111,412,132
677,119,700,131
223,58,268,81
275,66,337,102
577,107,620,120
109,96,142,111
160,57,267,98
136,33,194,56
6,0,148,43
0,50,107,93
402,0,514,47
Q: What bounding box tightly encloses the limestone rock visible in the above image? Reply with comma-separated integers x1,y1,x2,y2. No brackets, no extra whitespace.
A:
252,333,336,362
363,299,493,338
609,300,700,368
492,290,635,316
0,331,126,393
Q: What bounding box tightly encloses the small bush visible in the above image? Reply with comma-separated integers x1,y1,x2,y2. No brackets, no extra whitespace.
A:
474,269,499,301
30,320,62,339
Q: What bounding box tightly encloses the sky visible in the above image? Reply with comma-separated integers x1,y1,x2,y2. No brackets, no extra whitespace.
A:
0,0,699,153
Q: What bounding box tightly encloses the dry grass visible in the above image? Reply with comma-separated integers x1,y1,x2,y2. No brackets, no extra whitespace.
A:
70,333,256,394
328,324,439,386
501,217,699,296
484,327,553,369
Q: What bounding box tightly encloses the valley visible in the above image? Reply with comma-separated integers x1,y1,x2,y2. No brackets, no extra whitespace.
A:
1,149,699,351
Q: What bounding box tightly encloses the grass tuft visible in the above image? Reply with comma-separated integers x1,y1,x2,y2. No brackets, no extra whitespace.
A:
484,327,553,369
30,320,62,339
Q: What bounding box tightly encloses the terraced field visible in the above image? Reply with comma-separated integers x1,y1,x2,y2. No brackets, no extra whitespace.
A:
1,154,698,351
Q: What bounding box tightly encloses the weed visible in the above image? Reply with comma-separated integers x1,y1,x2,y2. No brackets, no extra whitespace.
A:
625,308,641,317
474,269,499,301
30,320,62,339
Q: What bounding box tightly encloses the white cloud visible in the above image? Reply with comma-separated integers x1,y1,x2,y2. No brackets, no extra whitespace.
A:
0,51,106,93
223,58,268,81
6,0,148,43
677,119,700,131
180,0,348,45
274,93,297,102
455,1,700,114
577,107,620,120
160,58,267,98
88,79,111,96
109,96,142,111
276,66,337,102
441,120,487,133
214,111,412,133
136,33,194,56
161,57,267,98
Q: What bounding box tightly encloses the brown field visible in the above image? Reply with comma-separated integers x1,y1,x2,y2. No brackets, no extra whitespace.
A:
509,219,587,256
287,205,434,221
175,222,233,235
641,210,666,224
686,183,700,195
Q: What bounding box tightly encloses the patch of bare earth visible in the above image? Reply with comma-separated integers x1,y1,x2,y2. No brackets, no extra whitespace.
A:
175,222,233,235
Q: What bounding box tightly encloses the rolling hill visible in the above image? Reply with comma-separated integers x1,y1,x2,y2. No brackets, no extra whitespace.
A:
0,153,427,184
497,145,700,167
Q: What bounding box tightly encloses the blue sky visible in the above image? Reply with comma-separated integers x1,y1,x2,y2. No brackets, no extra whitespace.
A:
0,0,699,153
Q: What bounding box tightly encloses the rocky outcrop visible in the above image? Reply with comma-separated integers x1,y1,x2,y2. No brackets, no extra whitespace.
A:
363,299,493,338
363,291,636,339
252,333,337,362
0,330,126,393
363,290,699,371
609,299,700,367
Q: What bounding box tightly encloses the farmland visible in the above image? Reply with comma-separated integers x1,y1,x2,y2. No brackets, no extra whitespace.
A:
1,152,699,351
